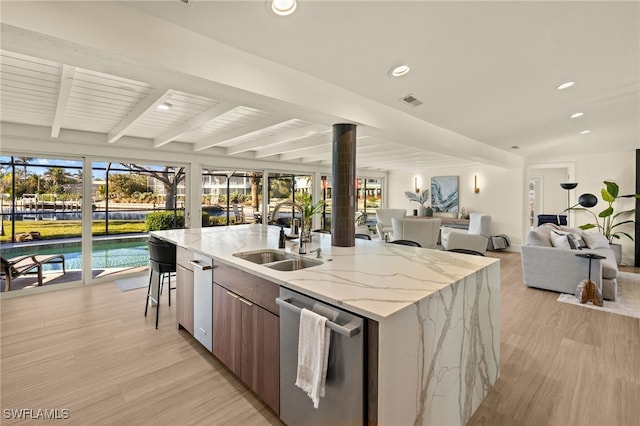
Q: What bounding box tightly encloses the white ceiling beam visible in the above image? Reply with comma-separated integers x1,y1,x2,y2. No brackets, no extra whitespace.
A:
226,124,327,156
255,133,330,158
51,65,75,138
107,87,174,143
299,151,334,163
193,115,290,151
356,152,420,162
153,102,236,148
279,142,332,161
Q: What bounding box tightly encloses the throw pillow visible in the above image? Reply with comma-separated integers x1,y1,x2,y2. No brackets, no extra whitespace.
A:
559,227,588,248
573,233,589,249
526,227,553,247
567,233,583,250
550,230,572,250
582,232,610,249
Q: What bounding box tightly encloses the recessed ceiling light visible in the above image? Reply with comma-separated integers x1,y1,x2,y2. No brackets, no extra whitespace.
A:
272,0,297,16
157,102,172,111
570,112,584,119
556,81,575,90
390,65,410,77
580,130,591,135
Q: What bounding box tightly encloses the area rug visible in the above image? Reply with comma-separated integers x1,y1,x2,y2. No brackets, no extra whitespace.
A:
114,275,148,292
557,271,640,319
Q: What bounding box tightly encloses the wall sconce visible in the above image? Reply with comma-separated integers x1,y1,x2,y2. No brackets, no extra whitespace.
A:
414,177,420,193
474,175,480,193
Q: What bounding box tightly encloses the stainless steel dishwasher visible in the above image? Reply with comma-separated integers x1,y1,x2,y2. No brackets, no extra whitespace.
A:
277,287,364,426
192,254,213,352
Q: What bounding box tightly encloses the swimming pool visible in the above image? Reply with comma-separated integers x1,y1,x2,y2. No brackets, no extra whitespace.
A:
6,239,149,271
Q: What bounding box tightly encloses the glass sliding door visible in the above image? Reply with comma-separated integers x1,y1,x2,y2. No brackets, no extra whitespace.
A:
201,169,262,226
90,162,185,280
0,155,83,291
358,177,382,229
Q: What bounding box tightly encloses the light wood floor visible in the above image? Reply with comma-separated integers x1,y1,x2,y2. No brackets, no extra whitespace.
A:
1,252,639,425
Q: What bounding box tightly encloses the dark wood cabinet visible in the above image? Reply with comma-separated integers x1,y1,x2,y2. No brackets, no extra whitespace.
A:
176,264,194,334
213,263,280,415
212,283,242,375
241,301,280,414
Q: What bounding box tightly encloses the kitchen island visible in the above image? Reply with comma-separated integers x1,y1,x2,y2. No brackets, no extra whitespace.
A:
153,224,500,426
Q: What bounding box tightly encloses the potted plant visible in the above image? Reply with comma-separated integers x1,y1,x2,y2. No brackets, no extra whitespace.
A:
572,181,640,264
405,189,432,216
296,193,325,241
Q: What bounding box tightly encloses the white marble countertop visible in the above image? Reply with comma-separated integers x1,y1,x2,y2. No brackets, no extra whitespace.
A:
152,225,498,321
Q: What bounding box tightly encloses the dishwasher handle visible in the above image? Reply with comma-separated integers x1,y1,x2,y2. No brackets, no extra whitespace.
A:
189,260,212,271
276,297,361,338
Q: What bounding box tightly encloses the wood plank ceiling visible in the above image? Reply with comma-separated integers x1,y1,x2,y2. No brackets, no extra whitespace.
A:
1,50,469,171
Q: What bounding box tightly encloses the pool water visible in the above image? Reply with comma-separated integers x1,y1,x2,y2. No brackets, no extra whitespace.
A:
6,240,149,271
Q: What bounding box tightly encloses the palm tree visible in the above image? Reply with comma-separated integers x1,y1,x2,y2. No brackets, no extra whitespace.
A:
43,167,71,193
248,171,261,210
16,157,33,180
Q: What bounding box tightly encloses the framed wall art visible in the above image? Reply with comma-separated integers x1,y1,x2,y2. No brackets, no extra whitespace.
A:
431,176,459,213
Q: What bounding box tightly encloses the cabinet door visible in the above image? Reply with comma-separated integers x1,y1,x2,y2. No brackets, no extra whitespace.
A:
212,284,242,376
176,264,194,334
241,301,280,415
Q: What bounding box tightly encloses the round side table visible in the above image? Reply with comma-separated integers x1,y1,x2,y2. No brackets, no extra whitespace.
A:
575,252,606,306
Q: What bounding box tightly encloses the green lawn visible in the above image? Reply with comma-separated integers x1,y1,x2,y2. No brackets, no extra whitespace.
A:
1,220,146,243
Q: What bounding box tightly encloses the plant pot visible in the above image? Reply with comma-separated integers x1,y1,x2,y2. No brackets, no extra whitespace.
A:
609,243,622,265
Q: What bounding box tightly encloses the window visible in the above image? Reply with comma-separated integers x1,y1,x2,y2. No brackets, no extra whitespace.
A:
201,170,263,226
1,155,84,291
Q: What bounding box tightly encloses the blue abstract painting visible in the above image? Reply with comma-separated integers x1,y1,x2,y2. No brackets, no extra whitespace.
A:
431,176,459,213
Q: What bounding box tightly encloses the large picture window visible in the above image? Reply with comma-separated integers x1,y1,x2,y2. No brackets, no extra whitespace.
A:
1,156,84,291
201,169,262,226
0,156,188,292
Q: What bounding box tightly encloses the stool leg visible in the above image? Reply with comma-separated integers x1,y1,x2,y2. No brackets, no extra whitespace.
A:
155,273,160,329
168,273,172,307
144,271,153,317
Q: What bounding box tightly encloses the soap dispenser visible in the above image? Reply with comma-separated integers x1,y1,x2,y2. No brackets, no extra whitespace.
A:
278,226,286,249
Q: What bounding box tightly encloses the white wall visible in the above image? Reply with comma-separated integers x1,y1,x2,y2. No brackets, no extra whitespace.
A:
388,165,525,249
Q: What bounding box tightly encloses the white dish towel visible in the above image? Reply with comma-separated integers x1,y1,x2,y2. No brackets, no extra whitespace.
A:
295,308,331,409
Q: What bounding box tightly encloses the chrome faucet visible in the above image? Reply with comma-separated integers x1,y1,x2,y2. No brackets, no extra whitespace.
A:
310,248,322,259
271,201,305,235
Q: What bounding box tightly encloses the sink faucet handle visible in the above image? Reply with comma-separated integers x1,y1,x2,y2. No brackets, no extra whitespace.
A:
310,248,322,258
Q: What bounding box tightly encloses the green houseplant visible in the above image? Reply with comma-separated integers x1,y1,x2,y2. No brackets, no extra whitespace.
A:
574,181,639,243
296,193,325,240
571,181,639,264
405,189,431,216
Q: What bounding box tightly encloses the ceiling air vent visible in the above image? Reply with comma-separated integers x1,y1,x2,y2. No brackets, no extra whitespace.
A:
400,94,423,107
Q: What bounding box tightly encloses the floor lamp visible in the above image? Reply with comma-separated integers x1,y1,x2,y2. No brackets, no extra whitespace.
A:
566,193,599,224
560,182,578,226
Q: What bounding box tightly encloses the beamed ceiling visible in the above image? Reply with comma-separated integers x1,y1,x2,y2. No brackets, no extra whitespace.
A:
1,1,638,172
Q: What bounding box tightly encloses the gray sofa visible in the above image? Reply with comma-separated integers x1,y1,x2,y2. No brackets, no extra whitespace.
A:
521,224,618,300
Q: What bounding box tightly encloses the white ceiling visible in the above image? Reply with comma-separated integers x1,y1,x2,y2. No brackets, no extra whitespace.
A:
1,1,638,172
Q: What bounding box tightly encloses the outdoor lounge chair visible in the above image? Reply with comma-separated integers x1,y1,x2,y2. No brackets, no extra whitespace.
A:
1,254,65,291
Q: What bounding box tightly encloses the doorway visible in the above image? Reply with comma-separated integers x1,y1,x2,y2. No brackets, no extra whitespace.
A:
526,162,574,231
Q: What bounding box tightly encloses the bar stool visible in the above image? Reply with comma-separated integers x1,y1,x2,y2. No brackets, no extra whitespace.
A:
145,236,177,329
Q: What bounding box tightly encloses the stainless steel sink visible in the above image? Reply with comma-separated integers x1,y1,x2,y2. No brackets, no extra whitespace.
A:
265,257,323,271
233,249,322,271
233,249,295,264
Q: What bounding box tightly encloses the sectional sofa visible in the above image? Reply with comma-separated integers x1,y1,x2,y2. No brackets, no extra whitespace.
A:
521,224,618,300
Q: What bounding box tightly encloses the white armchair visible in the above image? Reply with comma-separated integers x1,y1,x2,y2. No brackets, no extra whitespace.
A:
441,213,491,254
390,217,442,248
375,208,406,240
